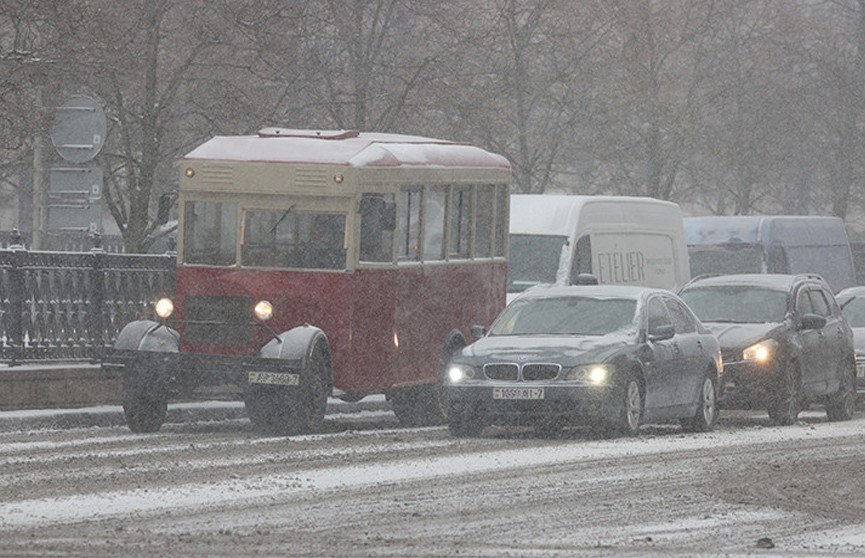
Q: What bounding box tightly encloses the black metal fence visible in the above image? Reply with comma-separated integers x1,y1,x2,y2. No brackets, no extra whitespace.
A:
0,235,175,364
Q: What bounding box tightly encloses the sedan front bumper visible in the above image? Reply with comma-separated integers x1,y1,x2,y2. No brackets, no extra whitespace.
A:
443,382,616,426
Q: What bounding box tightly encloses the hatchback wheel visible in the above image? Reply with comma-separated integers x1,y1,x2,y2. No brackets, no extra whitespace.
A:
767,364,801,426
826,360,856,422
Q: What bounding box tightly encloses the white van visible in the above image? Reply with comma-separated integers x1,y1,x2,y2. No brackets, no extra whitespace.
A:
508,195,691,302
683,215,856,293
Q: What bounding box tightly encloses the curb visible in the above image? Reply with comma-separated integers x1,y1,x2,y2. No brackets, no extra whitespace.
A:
0,396,392,433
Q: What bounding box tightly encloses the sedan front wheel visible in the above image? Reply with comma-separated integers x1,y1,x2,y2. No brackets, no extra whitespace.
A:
680,374,717,433
607,371,643,436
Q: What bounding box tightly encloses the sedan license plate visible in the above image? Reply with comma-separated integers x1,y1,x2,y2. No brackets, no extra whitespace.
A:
493,387,544,400
248,371,300,386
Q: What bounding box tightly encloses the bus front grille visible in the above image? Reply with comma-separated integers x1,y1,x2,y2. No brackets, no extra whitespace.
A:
183,295,253,345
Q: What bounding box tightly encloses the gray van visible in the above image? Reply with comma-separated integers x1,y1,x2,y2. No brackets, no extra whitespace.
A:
683,215,856,292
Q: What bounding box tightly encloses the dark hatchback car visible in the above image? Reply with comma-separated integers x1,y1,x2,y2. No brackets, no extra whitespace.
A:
679,274,856,425
442,285,723,437
835,286,865,397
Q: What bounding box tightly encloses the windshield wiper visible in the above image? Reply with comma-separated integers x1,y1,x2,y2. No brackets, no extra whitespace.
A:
269,204,296,234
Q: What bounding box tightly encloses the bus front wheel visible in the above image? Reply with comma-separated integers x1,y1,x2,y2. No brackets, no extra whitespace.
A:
246,338,332,435
121,364,167,433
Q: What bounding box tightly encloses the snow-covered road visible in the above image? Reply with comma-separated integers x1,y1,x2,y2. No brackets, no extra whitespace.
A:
1,409,865,556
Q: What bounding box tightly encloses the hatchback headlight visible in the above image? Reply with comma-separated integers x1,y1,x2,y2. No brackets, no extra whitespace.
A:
154,297,174,319
447,363,477,383
742,339,778,363
563,364,612,385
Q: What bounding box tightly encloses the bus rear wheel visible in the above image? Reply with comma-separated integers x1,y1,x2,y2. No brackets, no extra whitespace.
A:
246,339,332,436
388,384,447,427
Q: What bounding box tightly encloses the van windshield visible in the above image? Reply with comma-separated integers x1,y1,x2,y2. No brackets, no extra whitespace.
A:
507,234,568,293
688,243,763,277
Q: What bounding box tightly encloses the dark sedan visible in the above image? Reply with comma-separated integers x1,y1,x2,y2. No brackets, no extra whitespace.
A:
443,285,723,437
680,274,856,425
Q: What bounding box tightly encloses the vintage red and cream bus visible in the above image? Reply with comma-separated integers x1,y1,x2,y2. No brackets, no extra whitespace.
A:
103,128,510,434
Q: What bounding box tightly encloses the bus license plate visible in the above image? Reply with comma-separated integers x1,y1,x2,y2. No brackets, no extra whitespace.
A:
493,387,544,400
248,371,300,386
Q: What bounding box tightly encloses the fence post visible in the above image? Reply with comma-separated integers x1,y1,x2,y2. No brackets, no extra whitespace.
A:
6,229,26,365
89,232,106,360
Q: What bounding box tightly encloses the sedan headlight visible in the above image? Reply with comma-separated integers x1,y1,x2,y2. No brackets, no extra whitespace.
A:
742,339,778,363
563,364,612,385
447,363,477,383
154,297,174,319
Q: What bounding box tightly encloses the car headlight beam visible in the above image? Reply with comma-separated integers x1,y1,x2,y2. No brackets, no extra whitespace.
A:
447,364,476,383
564,364,612,385
742,339,777,363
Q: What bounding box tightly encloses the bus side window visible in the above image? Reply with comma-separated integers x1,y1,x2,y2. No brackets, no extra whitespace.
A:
476,186,494,258
399,186,422,261
423,185,447,261
359,193,395,263
569,235,592,284
450,185,472,259
494,185,508,258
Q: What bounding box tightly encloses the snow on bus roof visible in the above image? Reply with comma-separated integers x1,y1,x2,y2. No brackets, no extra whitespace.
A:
182,128,511,169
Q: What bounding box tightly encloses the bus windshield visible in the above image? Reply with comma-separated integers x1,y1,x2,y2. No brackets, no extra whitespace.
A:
182,200,347,270
507,234,568,293
242,209,346,270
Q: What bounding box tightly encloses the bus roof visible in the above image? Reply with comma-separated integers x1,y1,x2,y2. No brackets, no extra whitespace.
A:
183,128,511,169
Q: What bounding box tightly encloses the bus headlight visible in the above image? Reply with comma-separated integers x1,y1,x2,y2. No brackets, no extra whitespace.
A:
254,300,273,322
447,363,477,383
563,364,611,385
154,297,174,319
743,339,777,363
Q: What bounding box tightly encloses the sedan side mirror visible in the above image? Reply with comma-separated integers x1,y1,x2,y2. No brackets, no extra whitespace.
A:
799,313,827,331
648,324,675,342
470,325,487,339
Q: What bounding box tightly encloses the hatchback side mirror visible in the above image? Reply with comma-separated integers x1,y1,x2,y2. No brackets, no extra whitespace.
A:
648,324,675,342
799,313,827,330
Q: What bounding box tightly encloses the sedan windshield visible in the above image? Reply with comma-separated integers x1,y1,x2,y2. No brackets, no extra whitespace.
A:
489,296,637,336
680,286,787,323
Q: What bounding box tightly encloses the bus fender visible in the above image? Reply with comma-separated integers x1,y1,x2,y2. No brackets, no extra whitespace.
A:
259,325,328,366
114,320,180,353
